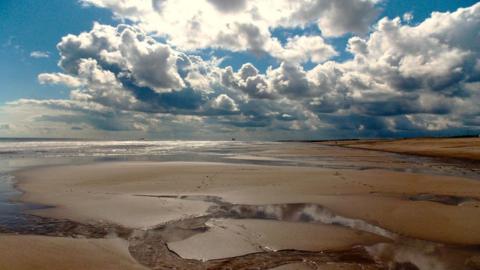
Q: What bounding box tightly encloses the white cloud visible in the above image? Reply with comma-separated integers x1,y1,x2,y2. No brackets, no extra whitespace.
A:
270,35,337,64
119,28,185,92
288,0,381,37
30,51,50,58
268,63,311,98
221,63,275,99
80,0,380,63
38,73,82,87
55,23,187,93
210,94,239,112
220,2,480,133
206,0,246,13
403,12,413,23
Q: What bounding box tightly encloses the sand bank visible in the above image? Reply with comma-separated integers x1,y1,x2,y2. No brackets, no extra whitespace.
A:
327,137,480,161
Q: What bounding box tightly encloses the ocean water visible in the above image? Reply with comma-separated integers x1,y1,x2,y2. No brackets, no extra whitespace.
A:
0,139,270,158
0,139,297,176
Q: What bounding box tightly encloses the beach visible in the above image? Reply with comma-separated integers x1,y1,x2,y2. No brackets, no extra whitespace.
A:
1,139,480,269
3,0,480,269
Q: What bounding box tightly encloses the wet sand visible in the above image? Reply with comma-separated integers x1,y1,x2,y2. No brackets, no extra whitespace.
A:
13,162,480,244
0,235,146,270
168,218,387,260
2,140,480,269
270,263,380,270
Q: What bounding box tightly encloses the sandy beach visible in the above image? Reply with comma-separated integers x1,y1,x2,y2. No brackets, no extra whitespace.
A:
2,139,480,269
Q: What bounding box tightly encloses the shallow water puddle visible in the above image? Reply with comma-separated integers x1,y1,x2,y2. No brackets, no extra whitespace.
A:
136,194,480,270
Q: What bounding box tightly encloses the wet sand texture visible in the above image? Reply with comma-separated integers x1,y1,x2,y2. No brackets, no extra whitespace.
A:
167,218,387,260
0,235,147,270
14,162,480,246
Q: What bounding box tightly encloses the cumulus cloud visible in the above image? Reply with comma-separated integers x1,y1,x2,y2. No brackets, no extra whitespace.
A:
221,63,275,99
268,63,311,98
288,0,381,36
55,23,186,93
38,73,82,87
210,94,239,112
221,3,480,136
214,22,274,55
48,24,218,113
80,0,380,63
120,29,185,91
270,35,337,64
300,3,480,133
206,0,246,13
7,3,480,139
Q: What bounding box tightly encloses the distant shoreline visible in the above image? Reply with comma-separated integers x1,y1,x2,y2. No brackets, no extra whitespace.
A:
278,134,480,143
318,137,480,162
1,134,479,143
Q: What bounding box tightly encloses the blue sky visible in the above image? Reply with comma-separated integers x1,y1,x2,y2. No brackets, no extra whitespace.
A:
0,0,479,139
0,0,115,102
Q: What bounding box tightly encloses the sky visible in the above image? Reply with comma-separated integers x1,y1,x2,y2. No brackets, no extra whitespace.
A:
0,0,479,140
